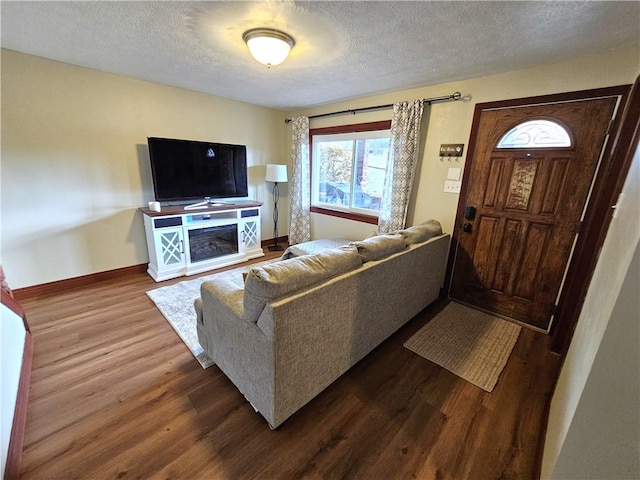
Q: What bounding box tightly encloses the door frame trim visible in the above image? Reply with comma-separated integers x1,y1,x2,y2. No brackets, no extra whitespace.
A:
445,85,633,355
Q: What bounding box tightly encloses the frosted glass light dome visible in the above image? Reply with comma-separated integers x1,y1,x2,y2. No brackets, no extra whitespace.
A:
243,28,295,67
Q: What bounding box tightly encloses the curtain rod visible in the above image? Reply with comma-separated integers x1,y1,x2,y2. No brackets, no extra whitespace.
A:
284,91,462,124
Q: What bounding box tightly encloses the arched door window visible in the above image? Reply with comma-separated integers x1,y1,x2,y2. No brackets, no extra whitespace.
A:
497,119,572,148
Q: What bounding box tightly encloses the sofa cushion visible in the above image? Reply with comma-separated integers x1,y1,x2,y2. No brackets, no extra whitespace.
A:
243,245,362,323
397,220,443,245
350,234,406,262
280,238,352,260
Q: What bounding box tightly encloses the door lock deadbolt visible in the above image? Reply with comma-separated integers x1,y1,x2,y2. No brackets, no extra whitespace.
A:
464,206,476,220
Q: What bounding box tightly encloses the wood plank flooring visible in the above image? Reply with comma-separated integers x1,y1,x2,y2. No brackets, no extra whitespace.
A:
17,254,562,479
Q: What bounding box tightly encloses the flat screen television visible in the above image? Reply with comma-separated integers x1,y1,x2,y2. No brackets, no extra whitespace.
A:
148,137,248,202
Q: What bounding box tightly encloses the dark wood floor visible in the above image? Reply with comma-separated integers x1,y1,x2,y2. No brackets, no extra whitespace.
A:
17,255,562,479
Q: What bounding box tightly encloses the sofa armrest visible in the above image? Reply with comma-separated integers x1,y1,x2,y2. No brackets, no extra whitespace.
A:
196,272,276,423
198,280,247,324
195,298,203,325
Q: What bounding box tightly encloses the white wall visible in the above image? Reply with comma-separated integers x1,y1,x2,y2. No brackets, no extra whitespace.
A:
1,49,287,288
287,47,639,240
552,241,639,479
541,139,640,478
0,304,26,478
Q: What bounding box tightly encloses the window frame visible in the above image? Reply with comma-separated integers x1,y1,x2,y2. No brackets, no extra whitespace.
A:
309,120,392,224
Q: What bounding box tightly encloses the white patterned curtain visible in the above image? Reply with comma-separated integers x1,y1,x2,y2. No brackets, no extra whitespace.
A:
378,100,426,233
288,116,311,244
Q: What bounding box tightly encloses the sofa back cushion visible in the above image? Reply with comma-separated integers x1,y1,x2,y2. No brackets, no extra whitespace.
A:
397,219,443,245
350,234,406,262
243,245,362,323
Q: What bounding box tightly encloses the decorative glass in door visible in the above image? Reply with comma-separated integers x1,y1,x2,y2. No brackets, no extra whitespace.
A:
158,230,183,267
243,220,259,249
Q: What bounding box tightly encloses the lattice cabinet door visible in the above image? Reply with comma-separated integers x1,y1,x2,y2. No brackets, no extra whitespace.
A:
154,228,185,268
242,219,259,250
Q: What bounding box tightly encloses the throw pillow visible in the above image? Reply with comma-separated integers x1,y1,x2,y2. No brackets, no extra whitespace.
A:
397,219,443,245
350,234,406,262
243,245,362,323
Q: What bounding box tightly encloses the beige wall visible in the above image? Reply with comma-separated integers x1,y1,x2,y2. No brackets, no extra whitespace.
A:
2,46,638,291
287,47,639,240
1,49,288,289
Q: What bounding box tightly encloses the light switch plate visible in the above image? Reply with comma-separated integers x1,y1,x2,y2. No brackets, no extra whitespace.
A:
444,180,461,193
447,167,462,180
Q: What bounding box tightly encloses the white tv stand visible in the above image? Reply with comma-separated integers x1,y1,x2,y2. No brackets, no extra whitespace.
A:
141,201,264,282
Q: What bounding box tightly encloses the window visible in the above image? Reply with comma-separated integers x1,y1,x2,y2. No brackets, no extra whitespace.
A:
311,121,391,222
497,119,572,149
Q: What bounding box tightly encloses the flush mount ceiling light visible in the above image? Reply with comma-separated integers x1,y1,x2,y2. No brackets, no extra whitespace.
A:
242,28,295,67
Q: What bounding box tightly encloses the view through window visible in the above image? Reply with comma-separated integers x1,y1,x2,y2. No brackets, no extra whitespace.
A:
311,122,391,220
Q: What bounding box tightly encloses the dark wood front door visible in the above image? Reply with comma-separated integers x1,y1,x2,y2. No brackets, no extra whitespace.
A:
449,98,616,330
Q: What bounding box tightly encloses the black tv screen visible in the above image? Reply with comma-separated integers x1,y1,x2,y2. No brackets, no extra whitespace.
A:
148,137,248,202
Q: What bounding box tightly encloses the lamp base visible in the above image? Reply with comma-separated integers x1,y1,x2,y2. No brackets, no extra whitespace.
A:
268,244,284,252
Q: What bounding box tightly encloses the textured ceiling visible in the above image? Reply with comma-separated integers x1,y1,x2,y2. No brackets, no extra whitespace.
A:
2,1,639,111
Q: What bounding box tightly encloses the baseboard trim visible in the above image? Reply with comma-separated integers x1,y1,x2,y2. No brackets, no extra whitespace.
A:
14,237,289,300
262,236,288,249
12,264,148,300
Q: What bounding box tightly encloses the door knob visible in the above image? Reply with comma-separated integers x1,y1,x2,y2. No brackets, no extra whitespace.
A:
462,223,472,233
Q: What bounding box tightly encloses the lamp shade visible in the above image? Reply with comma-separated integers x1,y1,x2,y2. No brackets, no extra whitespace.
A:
265,164,288,183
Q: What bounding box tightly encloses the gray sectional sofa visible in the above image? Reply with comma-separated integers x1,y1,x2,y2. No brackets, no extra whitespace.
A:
195,220,450,428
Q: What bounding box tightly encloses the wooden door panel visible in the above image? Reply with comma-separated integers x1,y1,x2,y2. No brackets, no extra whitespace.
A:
494,219,522,294
450,97,617,330
514,222,552,300
472,215,500,286
483,157,507,208
541,158,570,214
